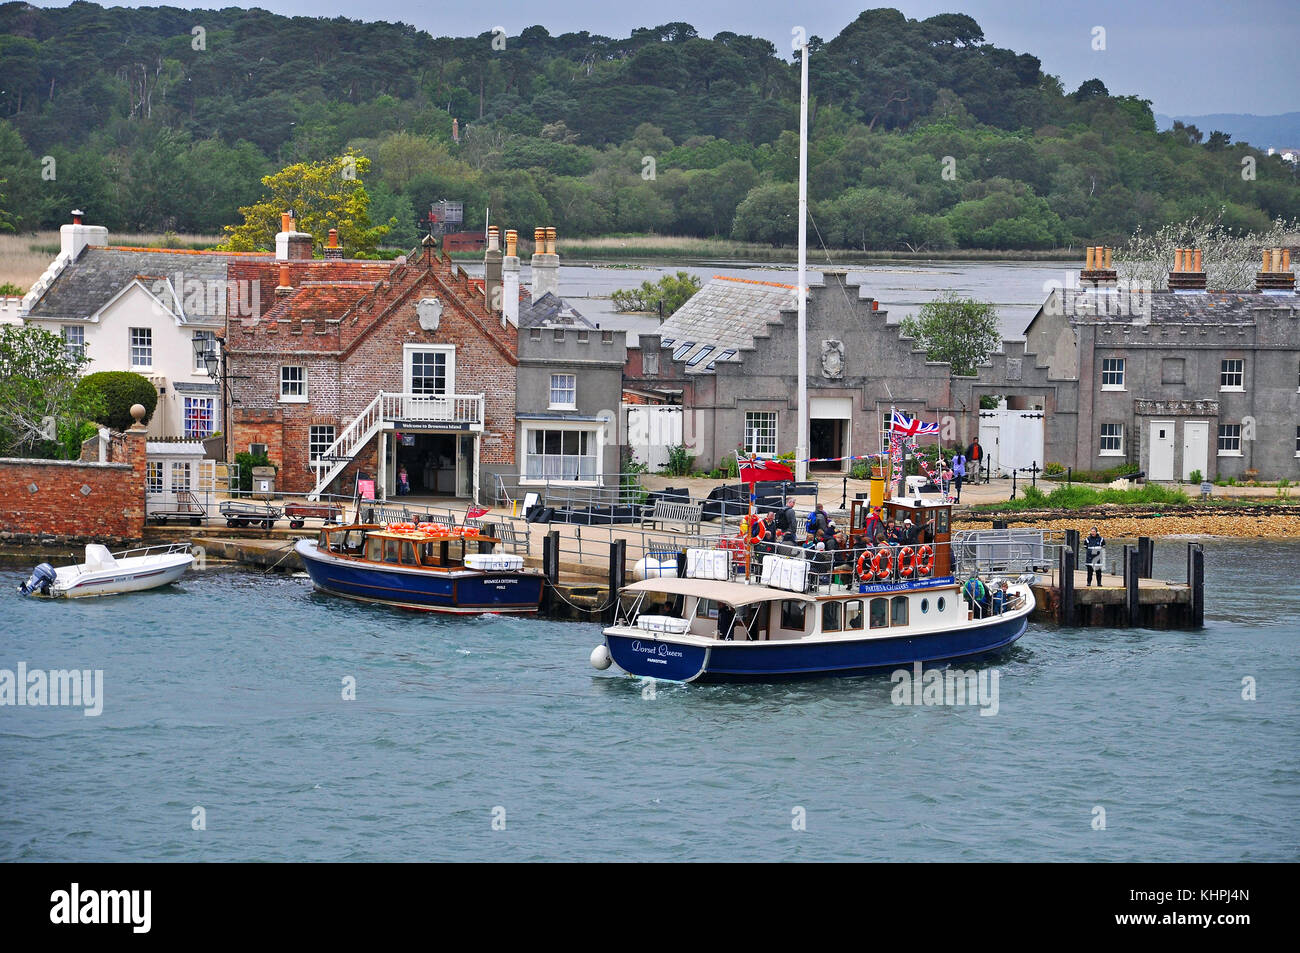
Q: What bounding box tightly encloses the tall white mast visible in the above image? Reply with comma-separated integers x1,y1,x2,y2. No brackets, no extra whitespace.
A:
795,37,809,484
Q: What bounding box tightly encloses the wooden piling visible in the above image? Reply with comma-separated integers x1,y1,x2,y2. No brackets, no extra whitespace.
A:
1138,536,1154,578
605,539,626,625
1190,543,1205,628
542,530,560,613
1059,535,1076,626
1125,545,1140,626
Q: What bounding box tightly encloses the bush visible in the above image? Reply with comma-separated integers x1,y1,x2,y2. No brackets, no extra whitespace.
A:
76,371,157,431
1043,462,1065,476
663,444,694,477
233,450,274,491
1187,469,1203,485
850,462,871,480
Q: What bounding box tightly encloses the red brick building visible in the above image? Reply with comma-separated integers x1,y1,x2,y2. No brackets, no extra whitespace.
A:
224,224,519,502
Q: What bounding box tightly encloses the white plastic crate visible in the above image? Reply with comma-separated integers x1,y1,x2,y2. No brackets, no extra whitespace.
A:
465,553,525,572
636,615,691,635
685,548,729,581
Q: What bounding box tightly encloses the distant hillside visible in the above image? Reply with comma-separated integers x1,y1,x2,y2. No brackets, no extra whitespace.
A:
1156,112,1300,151
0,3,1297,252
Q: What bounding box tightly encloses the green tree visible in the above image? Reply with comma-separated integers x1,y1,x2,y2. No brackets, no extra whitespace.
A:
0,325,103,458
731,182,798,245
611,271,702,316
899,291,1001,376
75,371,157,432
219,152,391,255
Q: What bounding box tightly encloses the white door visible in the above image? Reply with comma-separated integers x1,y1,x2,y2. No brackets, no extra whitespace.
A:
983,425,1001,476
1149,420,1175,481
1182,421,1209,480
624,404,682,472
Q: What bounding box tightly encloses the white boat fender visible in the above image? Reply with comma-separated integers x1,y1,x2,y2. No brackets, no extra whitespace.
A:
590,645,612,670
19,563,56,596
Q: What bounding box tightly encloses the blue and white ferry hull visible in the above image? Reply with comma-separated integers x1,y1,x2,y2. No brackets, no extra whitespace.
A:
606,613,1026,682
295,539,543,613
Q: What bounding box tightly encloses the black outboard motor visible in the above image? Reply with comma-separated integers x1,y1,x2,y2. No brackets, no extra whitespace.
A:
19,563,56,596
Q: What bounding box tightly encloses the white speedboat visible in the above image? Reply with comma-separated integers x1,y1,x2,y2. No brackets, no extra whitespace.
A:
18,543,194,599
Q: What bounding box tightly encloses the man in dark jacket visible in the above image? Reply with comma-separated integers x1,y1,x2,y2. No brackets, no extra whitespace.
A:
1084,526,1106,586
780,501,798,542
966,439,984,483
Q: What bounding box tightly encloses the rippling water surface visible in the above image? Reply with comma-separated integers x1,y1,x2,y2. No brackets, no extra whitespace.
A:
1,539,1296,861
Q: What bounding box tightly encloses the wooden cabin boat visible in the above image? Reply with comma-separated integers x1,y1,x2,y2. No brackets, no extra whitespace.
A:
592,495,1034,682
295,522,543,614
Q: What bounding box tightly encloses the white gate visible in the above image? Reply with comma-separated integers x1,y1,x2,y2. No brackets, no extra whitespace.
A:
624,404,682,472
978,410,1045,476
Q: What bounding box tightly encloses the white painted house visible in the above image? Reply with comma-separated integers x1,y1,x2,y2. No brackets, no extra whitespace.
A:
20,213,257,439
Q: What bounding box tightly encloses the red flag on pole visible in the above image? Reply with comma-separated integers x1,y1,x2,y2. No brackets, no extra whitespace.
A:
737,455,794,484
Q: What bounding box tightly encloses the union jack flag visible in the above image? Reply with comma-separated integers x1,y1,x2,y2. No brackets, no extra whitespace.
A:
890,409,940,437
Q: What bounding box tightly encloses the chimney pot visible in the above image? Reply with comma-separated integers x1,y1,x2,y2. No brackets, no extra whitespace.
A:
1085,246,1095,270
1283,249,1292,272
546,226,557,255
71,209,84,225
1193,248,1201,272
328,228,338,248
505,229,518,257
277,262,292,295
281,212,293,233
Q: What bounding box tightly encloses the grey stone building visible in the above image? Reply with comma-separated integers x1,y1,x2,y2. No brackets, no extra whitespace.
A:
626,252,1300,482
1022,252,1300,480
515,291,626,486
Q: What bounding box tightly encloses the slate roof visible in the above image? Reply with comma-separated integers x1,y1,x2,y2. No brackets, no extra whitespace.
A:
1055,288,1300,325
25,246,259,322
519,291,595,328
655,276,800,373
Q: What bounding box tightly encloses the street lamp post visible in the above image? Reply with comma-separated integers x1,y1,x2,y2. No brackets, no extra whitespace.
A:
193,333,233,462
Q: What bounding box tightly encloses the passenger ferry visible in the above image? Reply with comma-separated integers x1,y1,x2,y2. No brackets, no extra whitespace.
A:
296,522,543,613
591,496,1034,682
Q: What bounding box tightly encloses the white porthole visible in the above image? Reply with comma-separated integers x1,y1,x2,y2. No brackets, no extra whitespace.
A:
921,598,929,614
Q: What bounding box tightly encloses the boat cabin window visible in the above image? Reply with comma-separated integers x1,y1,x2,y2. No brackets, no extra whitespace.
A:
934,509,949,534
870,598,889,629
822,601,842,632
780,600,807,632
366,537,384,562
845,600,865,630
891,596,909,626
400,541,418,565
698,599,721,620
937,596,947,613
384,538,402,564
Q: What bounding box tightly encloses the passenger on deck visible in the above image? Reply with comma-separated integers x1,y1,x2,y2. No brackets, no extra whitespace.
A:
864,506,885,545
901,518,918,545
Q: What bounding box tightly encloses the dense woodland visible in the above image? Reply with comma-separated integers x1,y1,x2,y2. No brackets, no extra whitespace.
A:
1,3,1297,250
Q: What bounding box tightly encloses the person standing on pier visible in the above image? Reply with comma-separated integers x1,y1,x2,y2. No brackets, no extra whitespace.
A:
951,450,966,502
1084,526,1106,586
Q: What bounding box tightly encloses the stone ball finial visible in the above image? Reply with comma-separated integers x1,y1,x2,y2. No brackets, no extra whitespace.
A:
130,403,146,424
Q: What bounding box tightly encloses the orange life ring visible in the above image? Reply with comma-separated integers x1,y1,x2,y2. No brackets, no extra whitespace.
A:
872,546,893,580
752,517,768,543
898,546,916,578
915,544,935,577
856,551,871,578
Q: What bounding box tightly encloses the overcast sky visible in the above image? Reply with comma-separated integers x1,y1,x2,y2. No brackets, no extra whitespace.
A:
29,0,1300,116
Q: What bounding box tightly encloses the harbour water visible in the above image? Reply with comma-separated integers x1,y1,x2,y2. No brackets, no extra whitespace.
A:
461,257,1069,341
1,539,1296,862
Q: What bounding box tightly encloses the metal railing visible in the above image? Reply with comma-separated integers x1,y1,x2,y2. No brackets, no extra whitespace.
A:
952,528,1065,575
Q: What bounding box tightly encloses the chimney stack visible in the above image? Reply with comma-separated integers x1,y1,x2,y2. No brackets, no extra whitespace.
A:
1256,247,1296,293
502,228,520,326
1168,246,1207,292
484,225,503,315
59,209,108,261
1081,244,1117,288
531,225,559,299
276,211,313,261
276,262,293,296
323,228,343,260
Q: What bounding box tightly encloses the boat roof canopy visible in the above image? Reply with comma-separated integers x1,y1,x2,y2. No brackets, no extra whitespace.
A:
621,577,817,606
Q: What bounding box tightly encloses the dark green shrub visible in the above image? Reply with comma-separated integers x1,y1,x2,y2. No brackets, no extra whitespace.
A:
233,450,275,491
76,371,157,431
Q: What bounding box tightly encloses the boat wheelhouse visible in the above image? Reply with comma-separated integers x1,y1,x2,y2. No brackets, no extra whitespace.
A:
295,522,543,614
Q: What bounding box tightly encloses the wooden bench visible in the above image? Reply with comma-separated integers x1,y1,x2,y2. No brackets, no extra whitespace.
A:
641,500,703,534
490,521,532,555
